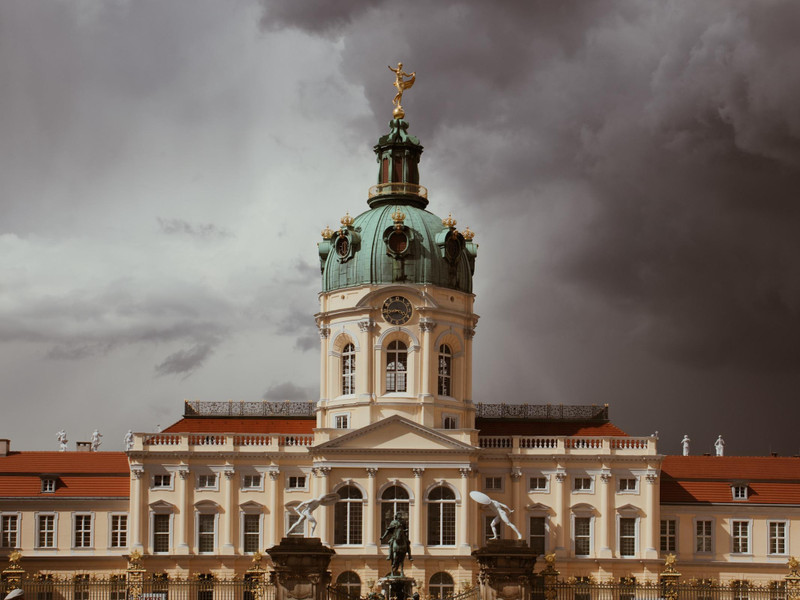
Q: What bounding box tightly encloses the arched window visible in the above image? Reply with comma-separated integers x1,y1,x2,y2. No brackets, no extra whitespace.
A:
437,345,452,396
429,573,454,600
386,340,407,392
334,485,363,545
336,571,361,599
381,485,410,535
427,485,456,546
342,343,356,395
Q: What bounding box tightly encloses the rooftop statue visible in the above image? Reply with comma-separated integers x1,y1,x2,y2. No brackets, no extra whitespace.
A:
285,492,339,537
681,434,690,456
381,512,413,576
56,429,68,452
388,62,415,119
715,434,725,457
91,429,103,452
470,490,523,540
124,430,134,451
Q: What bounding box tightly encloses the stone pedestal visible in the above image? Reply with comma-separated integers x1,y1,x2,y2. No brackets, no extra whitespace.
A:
266,538,335,600
472,540,538,600
378,575,414,600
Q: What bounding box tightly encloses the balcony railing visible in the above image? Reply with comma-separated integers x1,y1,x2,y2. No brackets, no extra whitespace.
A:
368,182,428,199
478,435,656,454
139,432,314,452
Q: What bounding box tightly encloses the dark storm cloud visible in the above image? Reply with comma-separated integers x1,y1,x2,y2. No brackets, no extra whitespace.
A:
158,218,234,239
262,381,313,401
262,0,800,374
155,342,216,378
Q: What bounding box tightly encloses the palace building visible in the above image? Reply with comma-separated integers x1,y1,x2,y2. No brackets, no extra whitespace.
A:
2,94,800,595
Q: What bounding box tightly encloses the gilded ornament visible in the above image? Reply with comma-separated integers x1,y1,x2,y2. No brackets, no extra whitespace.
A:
321,225,333,240
462,226,475,241
388,62,416,119
340,212,354,229
442,213,457,229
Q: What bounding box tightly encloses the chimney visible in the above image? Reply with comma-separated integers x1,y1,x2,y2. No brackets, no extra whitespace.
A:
76,441,91,452
0,439,9,456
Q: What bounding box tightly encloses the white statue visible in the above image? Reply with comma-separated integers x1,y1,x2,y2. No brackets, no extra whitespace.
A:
715,435,725,457
285,492,339,537
469,490,522,540
124,430,134,451
681,435,690,456
56,429,68,452
90,429,103,452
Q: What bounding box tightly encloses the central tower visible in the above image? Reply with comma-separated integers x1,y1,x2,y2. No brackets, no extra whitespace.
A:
315,70,479,439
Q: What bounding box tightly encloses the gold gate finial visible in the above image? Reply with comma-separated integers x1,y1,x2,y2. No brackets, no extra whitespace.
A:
388,62,416,119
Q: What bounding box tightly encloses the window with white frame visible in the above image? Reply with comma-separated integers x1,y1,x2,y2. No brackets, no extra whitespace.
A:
41,478,56,493
573,477,593,492
660,519,676,553
152,514,170,553
732,520,750,554
37,514,56,548
153,474,172,489
529,516,546,555
342,343,356,395
437,345,452,396
484,476,503,491
242,474,262,490
529,476,548,492
618,478,638,493
442,415,458,429
287,475,306,490
243,514,261,553
74,574,90,600
197,474,218,489
197,513,216,553
381,485,410,535
696,520,713,553
386,340,408,393
1,515,18,548
429,572,454,600
334,413,350,429
286,505,304,537
574,516,591,556
427,485,456,546
110,514,127,548
619,517,637,557
334,485,363,545
336,572,362,598
769,521,787,555
73,514,93,548
732,485,748,500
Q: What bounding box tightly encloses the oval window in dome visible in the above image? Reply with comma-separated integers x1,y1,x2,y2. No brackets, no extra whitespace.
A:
387,230,408,254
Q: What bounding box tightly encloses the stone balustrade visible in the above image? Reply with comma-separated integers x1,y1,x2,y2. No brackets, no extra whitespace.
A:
478,435,656,455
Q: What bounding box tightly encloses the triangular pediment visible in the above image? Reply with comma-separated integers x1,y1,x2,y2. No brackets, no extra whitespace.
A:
314,415,476,453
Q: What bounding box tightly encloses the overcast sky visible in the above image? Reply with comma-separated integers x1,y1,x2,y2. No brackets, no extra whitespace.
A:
1,0,799,456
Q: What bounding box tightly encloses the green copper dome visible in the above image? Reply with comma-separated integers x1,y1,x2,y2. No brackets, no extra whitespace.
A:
319,119,477,293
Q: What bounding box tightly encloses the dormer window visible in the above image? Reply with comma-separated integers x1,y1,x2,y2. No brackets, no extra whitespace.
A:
41,478,56,493
732,484,748,500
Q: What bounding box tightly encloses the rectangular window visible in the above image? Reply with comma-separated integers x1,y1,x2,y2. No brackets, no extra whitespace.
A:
41,478,56,493
574,477,592,491
618,478,638,492
37,514,55,548
74,514,92,548
574,517,591,556
197,474,217,489
243,475,262,489
198,514,215,553
732,520,750,554
732,485,748,500
334,414,350,429
243,514,260,552
74,575,89,600
529,477,548,491
660,519,676,553
287,512,303,537
485,476,503,491
696,520,713,553
110,515,127,548
619,517,636,556
153,474,172,488
152,514,170,553
288,476,306,489
443,416,457,429
197,574,214,600
529,516,546,555
1,515,18,548
437,349,452,396
769,521,787,555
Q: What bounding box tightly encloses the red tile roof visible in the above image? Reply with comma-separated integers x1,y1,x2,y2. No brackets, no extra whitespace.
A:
0,452,130,498
163,417,315,434
476,419,628,437
661,455,800,505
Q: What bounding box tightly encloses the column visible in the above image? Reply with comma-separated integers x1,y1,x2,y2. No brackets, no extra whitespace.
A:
268,468,280,546
318,326,330,404
365,467,378,549
419,319,436,427
358,319,374,404
314,467,332,545
598,468,612,557
459,467,472,550
129,465,144,550
222,466,236,554
412,468,425,552
511,468,524,540
464,327,475,401
644,469,659,558
176,465,190,552
553,469,567,557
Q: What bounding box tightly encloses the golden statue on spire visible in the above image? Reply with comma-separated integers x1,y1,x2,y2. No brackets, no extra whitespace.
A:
388,62,416,119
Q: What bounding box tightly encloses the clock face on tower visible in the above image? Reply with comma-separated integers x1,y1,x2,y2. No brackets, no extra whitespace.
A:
382,296,413,325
